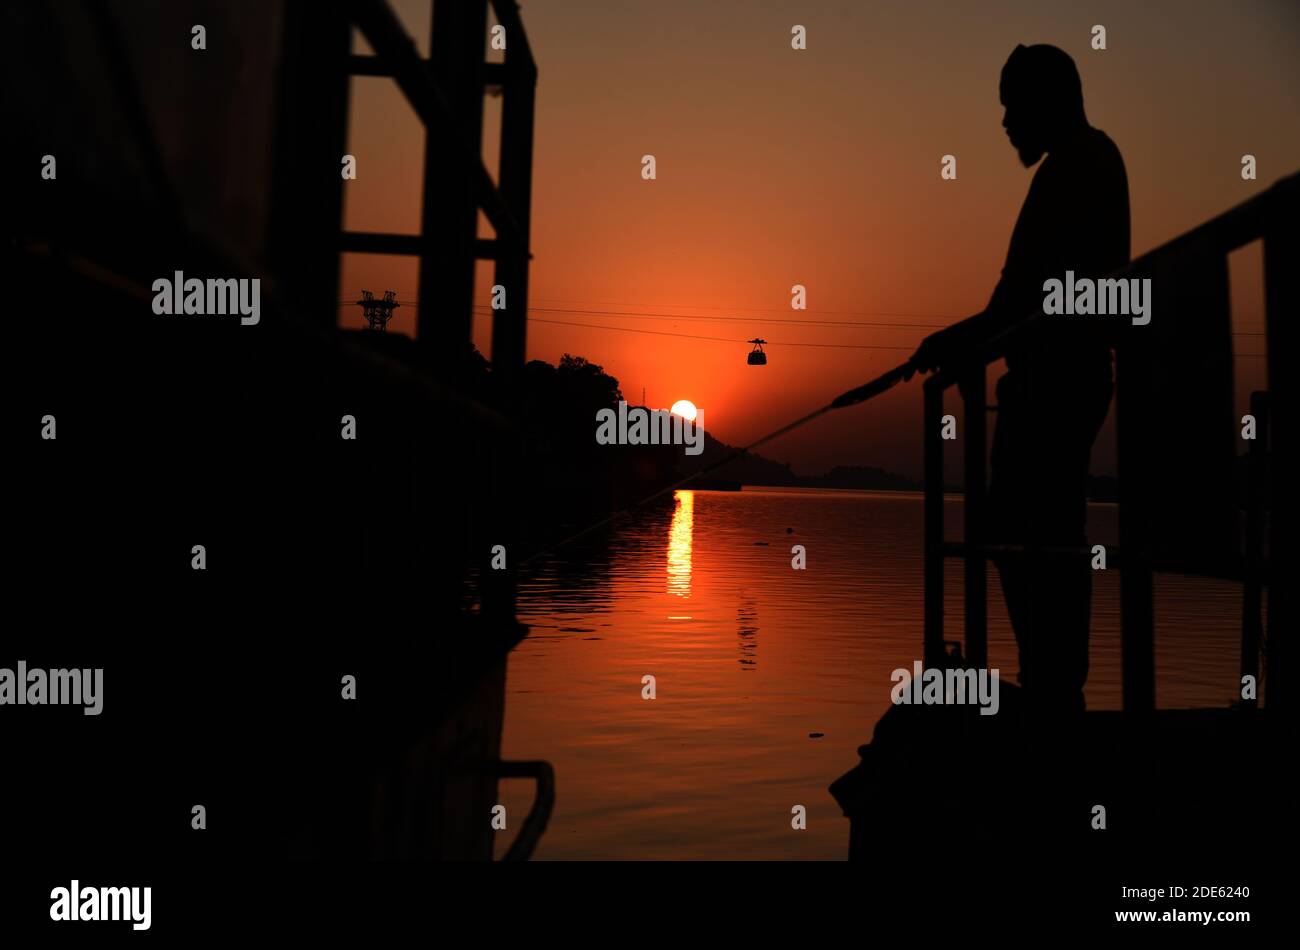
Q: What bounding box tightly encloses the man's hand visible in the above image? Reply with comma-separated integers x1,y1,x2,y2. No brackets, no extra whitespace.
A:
905,321,977,380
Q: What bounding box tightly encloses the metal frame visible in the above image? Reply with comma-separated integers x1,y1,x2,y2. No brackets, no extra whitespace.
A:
339,0,537,375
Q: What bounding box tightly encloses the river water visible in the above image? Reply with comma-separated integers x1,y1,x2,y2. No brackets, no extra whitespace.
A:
496,487,1245,859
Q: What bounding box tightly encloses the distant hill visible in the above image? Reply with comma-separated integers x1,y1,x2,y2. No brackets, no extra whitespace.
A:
677,437,1153,501
677,432,918,491
676,429,801,486
804,465,922,491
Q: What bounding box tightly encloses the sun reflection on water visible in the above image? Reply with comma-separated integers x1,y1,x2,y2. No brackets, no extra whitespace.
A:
666,490,694,598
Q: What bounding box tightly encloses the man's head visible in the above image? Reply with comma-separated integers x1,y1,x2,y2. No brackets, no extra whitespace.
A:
1000,44,1087,167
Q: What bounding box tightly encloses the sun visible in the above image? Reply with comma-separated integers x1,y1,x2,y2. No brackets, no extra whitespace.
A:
670,399,698,422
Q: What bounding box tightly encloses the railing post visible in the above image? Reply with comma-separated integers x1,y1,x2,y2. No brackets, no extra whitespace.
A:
1240,391,1268,709
924,379,945,669
491,4,536,379
419,0,489,346
270,0,351,327
1263,185,1297,710
960,370,987,669
1116,338,1156,713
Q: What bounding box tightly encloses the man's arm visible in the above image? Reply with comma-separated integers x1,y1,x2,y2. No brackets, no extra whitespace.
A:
908,264,1044,377
908,276,1021,375
909,156,1066,376
907,312,987,376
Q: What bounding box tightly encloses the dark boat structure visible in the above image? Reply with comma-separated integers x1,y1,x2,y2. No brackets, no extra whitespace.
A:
831,174,1297,860
7,0,550,860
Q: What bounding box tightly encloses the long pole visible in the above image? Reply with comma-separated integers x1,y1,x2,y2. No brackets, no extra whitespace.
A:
521,362,914,564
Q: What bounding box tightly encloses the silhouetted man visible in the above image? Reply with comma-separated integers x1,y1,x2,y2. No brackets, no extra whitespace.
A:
910,44,1129,714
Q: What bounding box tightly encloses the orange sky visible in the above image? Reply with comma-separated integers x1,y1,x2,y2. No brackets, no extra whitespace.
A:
340,0,1299,478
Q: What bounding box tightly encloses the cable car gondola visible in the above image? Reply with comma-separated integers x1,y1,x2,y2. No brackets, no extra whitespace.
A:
747,338,767,366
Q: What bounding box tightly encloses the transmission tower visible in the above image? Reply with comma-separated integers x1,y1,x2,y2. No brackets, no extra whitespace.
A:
356,290,400,331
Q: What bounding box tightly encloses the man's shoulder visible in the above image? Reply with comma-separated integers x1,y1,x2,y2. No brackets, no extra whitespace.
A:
1043,126,1127,183
1072,126,1126,170
1086,127,1125,164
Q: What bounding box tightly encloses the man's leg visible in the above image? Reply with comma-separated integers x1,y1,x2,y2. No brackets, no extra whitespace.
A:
988,372,1034,683
988,370,1111,712
1020,512,1092,711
